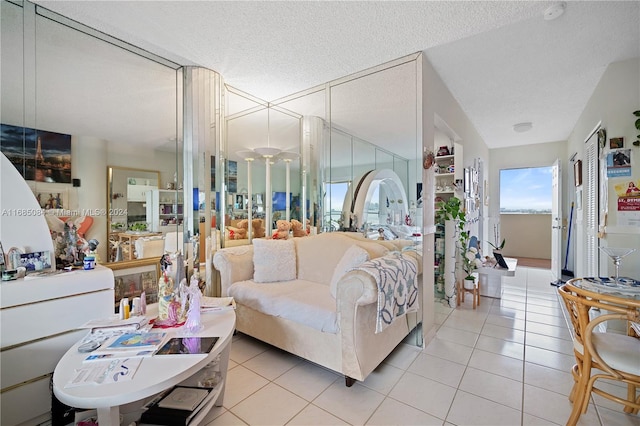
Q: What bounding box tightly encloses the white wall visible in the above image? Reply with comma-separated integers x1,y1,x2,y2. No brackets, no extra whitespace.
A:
421,54,490,343
501,214,552,259
566,58,640,279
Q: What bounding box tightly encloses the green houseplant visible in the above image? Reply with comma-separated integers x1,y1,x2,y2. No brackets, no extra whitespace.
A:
436,197,478,283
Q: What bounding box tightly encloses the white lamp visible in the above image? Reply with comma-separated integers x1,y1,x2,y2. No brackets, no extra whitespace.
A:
278,151,299,221
236,150,258,240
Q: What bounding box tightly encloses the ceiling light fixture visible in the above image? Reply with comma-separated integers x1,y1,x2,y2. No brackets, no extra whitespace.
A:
513,122,533,133
544,2,566,21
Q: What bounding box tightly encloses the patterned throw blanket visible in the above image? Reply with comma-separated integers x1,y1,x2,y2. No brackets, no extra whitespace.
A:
355,252,419,333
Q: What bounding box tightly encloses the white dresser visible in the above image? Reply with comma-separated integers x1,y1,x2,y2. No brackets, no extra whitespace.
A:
0,266,114,425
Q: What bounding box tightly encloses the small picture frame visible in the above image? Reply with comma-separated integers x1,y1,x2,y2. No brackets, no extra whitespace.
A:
610,137,624,149
574,160,583,187
19,251,52,272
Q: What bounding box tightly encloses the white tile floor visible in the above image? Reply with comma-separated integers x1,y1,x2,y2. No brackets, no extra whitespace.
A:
203,267,640,425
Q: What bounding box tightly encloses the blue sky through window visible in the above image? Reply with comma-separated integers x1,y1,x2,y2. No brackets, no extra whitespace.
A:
500,167,552,213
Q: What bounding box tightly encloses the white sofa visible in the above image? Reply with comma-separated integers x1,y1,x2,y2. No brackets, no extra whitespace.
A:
213,232,422,386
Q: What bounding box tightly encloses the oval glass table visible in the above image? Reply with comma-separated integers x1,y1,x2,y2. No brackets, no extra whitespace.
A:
53,304,235,426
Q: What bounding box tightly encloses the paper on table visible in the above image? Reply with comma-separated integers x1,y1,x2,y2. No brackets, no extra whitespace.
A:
200,296,235,312
79,315,149,333
65,357,142,388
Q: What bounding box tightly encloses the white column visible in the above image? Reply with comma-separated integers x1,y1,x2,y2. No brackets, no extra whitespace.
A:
444,219,457,308
246,158,253,240
284,159,291,221
264,155,272,237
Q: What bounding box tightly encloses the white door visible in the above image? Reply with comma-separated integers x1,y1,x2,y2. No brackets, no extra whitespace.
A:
551,159,562,283
585,132,599,277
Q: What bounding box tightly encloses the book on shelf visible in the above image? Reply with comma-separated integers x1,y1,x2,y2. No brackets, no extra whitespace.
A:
154,336,219,356
103,331,166,350
140,386,216,426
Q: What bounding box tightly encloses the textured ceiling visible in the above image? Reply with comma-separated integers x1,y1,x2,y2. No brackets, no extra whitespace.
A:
30,1,640,150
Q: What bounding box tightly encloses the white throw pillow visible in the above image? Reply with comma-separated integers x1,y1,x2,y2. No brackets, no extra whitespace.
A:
330,245,370,298
253,239,297,283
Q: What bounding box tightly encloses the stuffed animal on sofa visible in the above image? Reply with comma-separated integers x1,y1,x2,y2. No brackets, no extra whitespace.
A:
236,219,250,237
227,226,247,240
290,219,309,237
252,218,266,238
272,219,291,239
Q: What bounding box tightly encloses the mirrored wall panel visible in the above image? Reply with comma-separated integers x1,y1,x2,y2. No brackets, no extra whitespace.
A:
1,3,182,265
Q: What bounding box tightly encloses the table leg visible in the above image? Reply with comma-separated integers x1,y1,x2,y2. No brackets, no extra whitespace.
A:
97,406,120,426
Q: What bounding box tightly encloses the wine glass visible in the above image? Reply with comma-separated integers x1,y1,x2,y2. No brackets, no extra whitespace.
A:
600,247,636,285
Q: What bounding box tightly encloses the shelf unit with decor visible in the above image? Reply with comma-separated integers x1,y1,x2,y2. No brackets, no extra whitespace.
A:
146,189,184,232
434,143,463,304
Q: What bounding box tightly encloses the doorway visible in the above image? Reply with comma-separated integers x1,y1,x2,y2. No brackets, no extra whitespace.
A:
498,165,557,269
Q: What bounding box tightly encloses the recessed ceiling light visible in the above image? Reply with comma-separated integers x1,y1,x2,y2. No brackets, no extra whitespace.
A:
544,2,566,21
513,122,533,133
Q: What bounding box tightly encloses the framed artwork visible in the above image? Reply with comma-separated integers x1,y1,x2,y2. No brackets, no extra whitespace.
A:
0,123,72,183
27,181,70,210
610,137,624,149
574,160,583,187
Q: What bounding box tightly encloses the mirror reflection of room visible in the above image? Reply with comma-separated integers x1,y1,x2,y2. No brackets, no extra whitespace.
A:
6,7,182,265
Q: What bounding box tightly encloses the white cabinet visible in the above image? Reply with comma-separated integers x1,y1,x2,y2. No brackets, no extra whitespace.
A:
0,266,114,425
127,184,157,202
146,189,184,232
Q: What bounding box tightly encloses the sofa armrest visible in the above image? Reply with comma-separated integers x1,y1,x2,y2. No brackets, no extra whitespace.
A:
337,251,421,307
401,249,423,274
338,270,378,306
212,245,254,296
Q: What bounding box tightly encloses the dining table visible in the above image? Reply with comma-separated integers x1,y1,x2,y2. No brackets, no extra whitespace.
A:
567,276,640,335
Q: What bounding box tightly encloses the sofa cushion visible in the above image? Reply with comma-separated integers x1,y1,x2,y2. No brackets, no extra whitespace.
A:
330,245,369,298
229,279,338,333
294,233,388,286
253,239,296,283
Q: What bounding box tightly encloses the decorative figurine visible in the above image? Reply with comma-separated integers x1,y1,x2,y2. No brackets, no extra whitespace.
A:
157,254,175,320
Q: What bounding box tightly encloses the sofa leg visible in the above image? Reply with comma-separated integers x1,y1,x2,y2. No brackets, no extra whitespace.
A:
345,376,356,387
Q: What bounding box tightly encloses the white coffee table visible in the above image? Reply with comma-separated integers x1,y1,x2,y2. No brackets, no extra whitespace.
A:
477,257,518,298
52,305,235,426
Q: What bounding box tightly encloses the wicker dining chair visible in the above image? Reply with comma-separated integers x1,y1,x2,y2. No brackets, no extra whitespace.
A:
558,281,640,426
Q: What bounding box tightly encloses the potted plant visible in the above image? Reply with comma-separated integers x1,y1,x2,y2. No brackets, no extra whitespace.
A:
462,244,482,289
437,197,480,290
488,224,506,253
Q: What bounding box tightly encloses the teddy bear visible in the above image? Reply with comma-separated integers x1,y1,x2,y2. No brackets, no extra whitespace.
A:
252,218,265,238
272,219,291,239
227,220,247,240
236,219,250,237
290,219,308,238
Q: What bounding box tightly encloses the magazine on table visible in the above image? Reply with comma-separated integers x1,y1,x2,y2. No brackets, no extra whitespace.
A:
140,386,217,425
83,350,155,362
200,296,236,312
65,357,142,388
103,331,166,351
79,315,149,333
